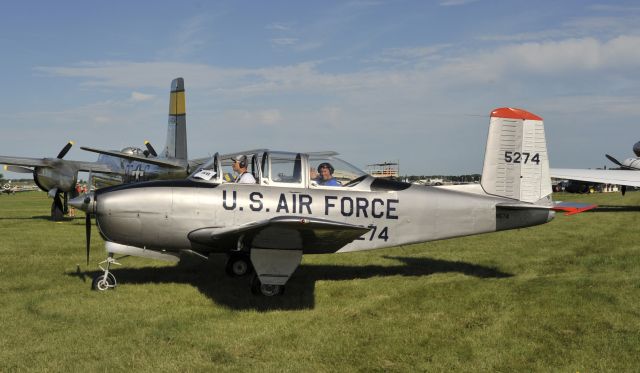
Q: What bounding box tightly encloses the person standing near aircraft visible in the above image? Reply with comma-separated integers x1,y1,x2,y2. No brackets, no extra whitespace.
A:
232,155,256,183
315,162,340,186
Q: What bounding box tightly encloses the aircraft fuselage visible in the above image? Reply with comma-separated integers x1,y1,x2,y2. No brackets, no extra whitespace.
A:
94,178,554,255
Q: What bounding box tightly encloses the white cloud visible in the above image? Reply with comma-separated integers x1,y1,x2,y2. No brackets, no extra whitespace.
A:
26,34,640,173
130,91,155,102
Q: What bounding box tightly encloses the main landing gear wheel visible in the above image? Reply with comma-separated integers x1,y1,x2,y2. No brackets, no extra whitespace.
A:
251,274,284,297
91,272,116,291
225,253,252,277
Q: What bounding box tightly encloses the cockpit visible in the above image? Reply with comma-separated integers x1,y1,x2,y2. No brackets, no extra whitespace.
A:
190,150,371,189
120,147,145,156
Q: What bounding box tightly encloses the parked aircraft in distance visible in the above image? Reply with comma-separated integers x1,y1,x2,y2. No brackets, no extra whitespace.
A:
72,107,592,296
551,141,640,195
0,78,207,220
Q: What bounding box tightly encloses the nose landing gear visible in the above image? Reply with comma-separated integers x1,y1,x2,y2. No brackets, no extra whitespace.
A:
91,254,121,291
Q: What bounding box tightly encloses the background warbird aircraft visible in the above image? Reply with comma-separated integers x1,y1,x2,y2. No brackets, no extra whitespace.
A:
551,140,640,195
0,78,205,220
73,107,589,296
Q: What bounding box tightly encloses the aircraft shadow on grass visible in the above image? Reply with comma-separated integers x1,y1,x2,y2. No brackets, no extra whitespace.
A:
0,215,80,221
67,256,512,311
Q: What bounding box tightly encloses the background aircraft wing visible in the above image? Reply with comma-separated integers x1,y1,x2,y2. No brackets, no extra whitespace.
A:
0,156,114,173
0,155,50,168
188,216,370,254
550,168,640,187
188,156,212,170
81,146,186,169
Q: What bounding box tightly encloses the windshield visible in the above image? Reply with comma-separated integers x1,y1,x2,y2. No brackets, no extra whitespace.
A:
308,155,367,187
190,156,220,182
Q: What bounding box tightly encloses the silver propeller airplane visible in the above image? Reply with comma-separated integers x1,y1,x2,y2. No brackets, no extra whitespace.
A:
72,107,579,296
0,78,206,220
551,140,640,194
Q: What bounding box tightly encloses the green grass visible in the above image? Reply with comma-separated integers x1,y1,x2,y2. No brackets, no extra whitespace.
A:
1,191,639,371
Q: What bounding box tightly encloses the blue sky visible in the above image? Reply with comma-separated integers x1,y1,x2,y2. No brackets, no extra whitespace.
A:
2,0,640,178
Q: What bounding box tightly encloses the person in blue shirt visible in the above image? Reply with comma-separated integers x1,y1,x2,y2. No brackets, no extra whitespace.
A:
315,162,340,186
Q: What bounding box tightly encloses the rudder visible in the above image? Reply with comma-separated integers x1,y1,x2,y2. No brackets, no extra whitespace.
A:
163,77,188,160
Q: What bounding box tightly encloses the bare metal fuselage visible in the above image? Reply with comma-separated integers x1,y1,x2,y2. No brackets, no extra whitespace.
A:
94,177,554,255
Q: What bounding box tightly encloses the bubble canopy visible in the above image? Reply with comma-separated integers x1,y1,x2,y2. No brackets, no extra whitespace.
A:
190,150,368,188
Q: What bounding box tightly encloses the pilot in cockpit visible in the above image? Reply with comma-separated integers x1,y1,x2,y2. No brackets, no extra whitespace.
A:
232,155,256,184
314,162,340,186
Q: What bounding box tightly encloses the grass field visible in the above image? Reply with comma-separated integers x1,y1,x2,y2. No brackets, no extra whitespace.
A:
1,191,639,371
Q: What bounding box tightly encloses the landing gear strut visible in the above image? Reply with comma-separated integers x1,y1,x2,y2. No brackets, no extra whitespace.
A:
51,192,66,221
91,254,121,291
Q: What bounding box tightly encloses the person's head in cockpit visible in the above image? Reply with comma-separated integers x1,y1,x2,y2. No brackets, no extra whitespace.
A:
316,162,340,186
232,155,256,184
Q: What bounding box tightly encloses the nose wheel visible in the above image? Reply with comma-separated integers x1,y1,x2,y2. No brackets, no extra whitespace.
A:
91,254,121,291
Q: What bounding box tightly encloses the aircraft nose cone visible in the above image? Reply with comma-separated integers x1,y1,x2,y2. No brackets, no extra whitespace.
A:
69,192,95,213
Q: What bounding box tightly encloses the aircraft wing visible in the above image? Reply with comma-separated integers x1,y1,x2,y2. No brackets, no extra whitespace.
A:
188,216,370,254
0,155,51,168
0,156,114,173
550,168,640,187
81,146,186,169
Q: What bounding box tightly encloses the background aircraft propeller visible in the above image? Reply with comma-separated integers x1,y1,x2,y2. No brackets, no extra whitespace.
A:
57,141,74,159
85,211,91,265
144,141,158,157
605,154,625,168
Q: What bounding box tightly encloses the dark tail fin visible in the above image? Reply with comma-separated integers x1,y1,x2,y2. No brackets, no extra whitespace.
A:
163,78,188,160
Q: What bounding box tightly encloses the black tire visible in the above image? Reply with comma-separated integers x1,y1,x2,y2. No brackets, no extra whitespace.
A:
250,274,283,297
225,254,252,277
91,273,116,291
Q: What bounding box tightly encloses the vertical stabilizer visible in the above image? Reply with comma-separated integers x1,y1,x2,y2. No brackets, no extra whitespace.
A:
164,78,188,160
481,108,552,204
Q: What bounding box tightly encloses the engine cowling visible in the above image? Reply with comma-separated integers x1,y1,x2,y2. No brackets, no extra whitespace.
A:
33,166,77,193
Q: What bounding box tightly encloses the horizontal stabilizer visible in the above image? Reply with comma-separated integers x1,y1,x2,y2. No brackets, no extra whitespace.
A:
81,146,187,169
551,201,598,216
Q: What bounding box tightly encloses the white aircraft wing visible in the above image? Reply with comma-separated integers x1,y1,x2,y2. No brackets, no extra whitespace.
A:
550,168,640,187
188,216,370,254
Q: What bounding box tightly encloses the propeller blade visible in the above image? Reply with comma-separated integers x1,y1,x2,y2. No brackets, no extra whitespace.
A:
85,213,91,265
144,141,158,157
622,185,627,196
3,165,33,173
57,141,74,159
605,154,625,168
